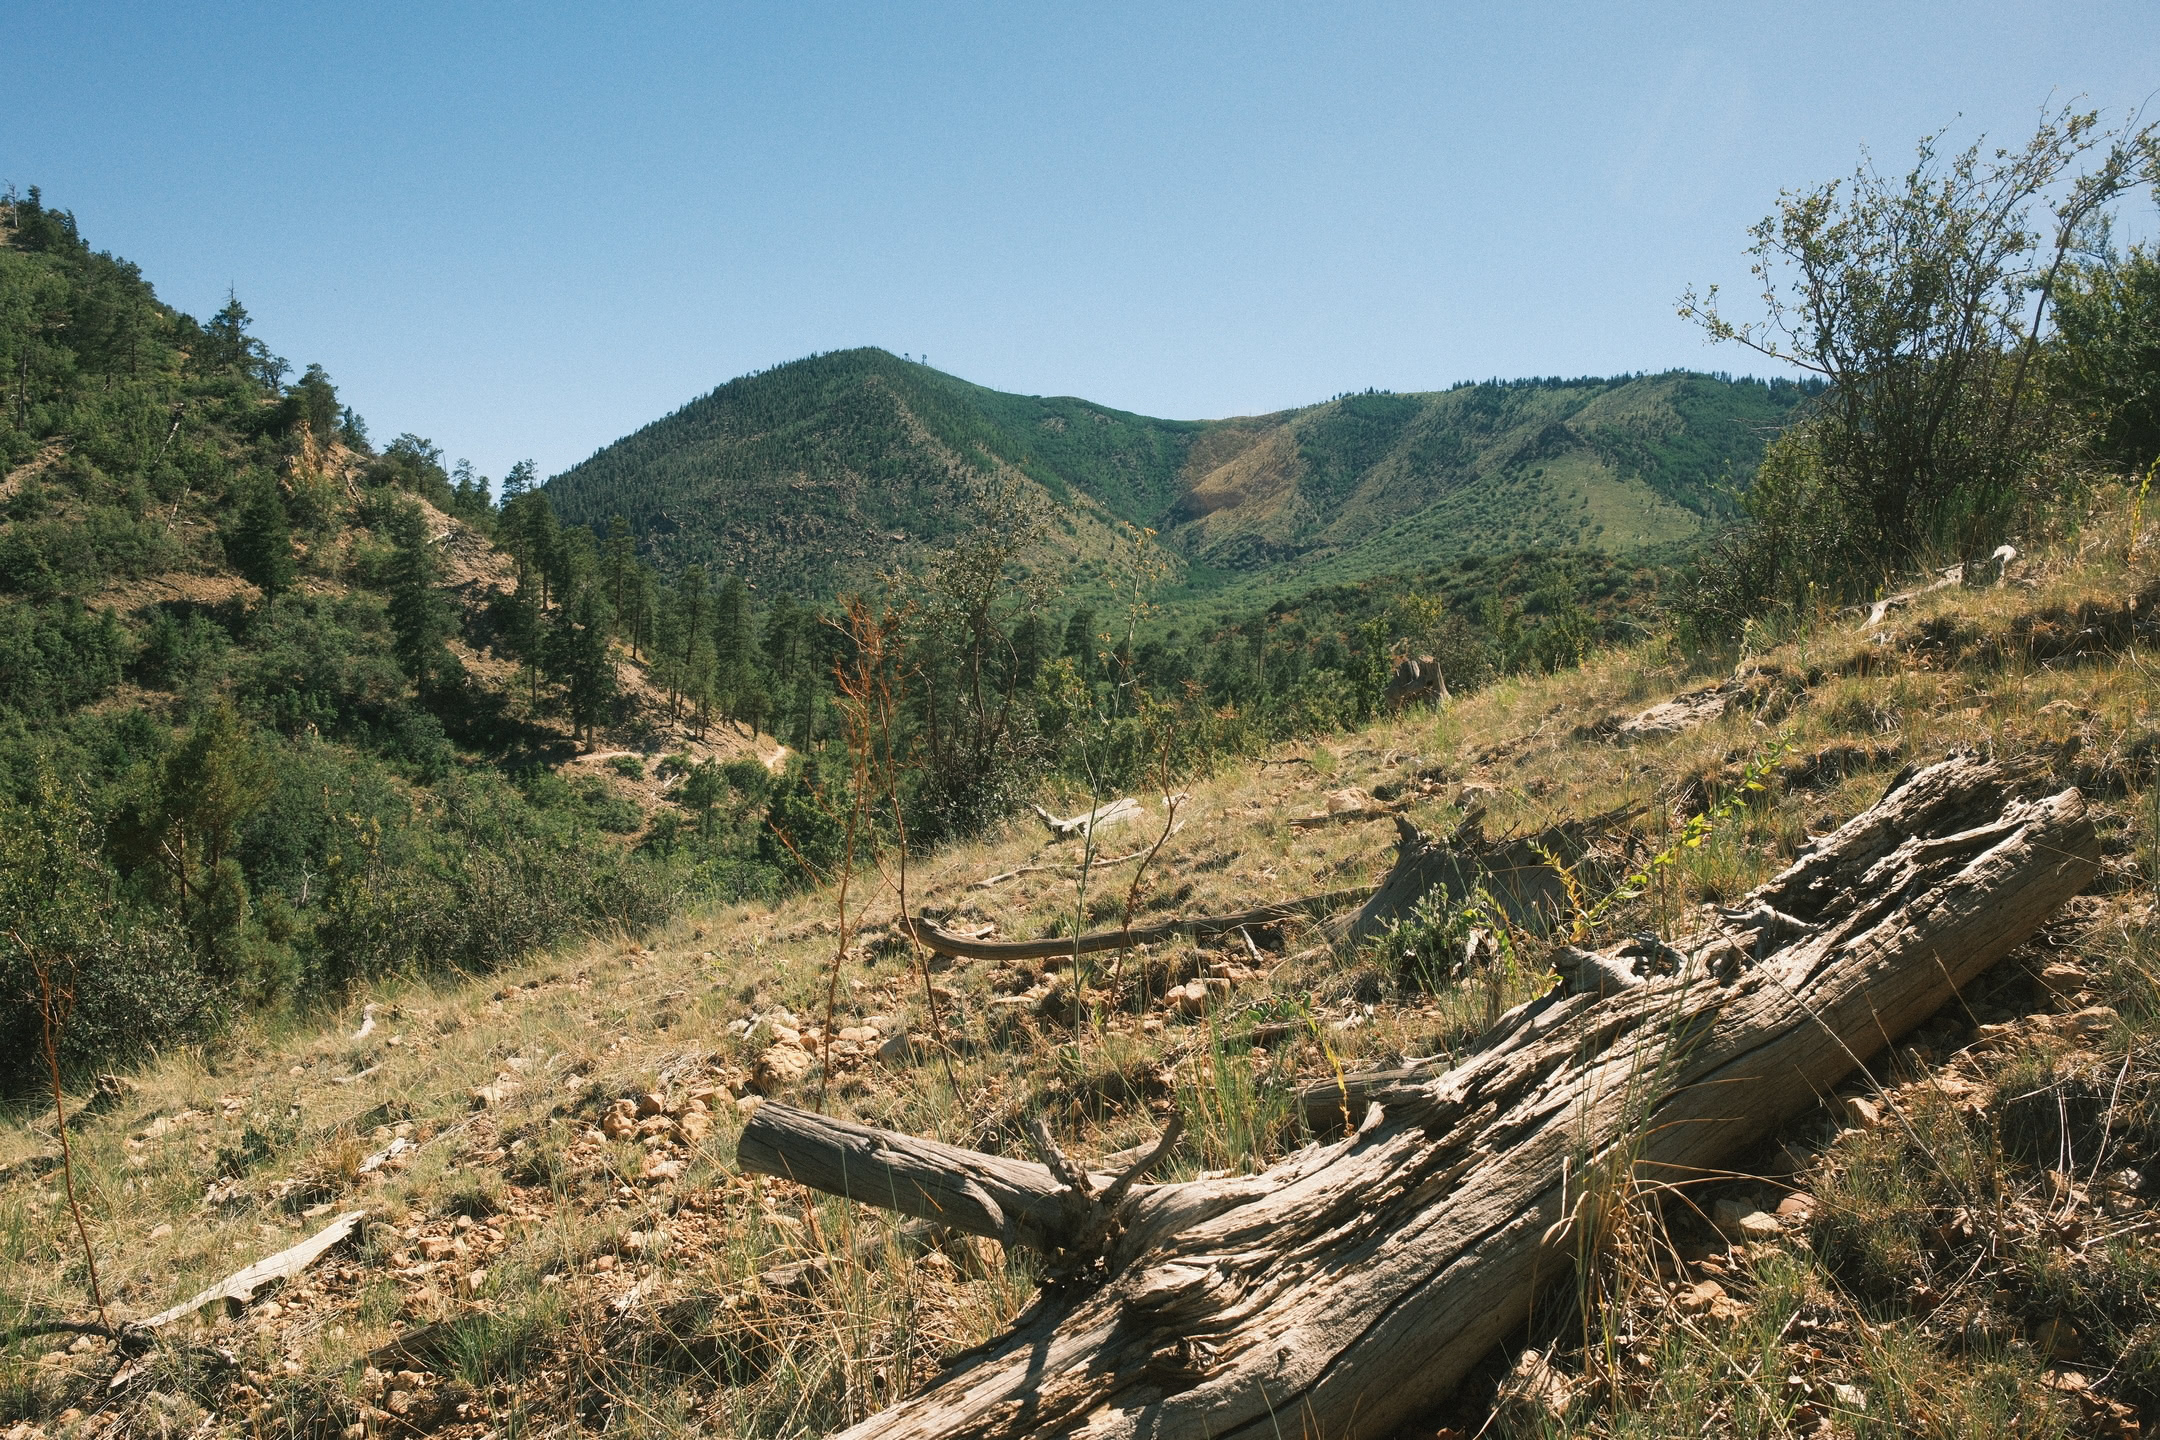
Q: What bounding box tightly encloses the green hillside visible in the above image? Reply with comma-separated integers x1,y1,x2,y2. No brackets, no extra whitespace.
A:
544,348,1817,606
0,191,819,1091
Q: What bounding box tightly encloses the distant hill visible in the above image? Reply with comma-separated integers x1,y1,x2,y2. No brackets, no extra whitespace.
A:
544,348,1817,607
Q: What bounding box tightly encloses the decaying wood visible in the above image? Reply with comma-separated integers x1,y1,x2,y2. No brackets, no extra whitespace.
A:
975,824,1186,888
1286,805,1397,828
898,887,1375,964
1381,654,1448,712
1345,804,1634,944
738,1103,1115,1250
1033,797,1142,841
1861,564,1964,629
139,1210,367,1330
1286,786,1399,829
771,754,2095,1440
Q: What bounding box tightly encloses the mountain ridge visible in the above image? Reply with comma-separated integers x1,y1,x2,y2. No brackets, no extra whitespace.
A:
543,347,1817,607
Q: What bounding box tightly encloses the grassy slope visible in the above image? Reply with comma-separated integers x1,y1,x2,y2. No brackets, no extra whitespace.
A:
543,351,1808,610
3,494,2154,1439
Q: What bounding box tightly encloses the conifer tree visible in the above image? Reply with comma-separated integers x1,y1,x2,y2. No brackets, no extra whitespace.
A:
384,500,452,698
602,515,635,621
553,584,617,744
222,473,294,602
712,574,753,716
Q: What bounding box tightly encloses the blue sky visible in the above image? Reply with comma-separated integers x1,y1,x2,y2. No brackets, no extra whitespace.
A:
6,3,2156,483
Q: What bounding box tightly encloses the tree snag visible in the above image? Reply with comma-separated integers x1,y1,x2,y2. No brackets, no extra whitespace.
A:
746,754,2096,1440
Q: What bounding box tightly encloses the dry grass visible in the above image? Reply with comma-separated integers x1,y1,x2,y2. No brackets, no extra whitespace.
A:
2,486,2155,1438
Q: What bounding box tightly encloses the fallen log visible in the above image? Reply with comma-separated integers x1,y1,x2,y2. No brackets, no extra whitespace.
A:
738,1104,1117,1250
1033,797,1142,841
897,886,1376,963
756,753,2096,1439
1860,563,1964,629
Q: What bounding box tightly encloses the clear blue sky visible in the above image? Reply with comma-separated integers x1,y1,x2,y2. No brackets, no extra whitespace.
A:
6,3,2156,484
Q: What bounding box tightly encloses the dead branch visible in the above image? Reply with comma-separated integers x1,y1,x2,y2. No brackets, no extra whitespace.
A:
897,886,1377,964
138,1210,367,1331
1034,796,1144,841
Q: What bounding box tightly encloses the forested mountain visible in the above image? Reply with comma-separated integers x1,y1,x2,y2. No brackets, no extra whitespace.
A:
544,346,1817,606
0,190,814,1090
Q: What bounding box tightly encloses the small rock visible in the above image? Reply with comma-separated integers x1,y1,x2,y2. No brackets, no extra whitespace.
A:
2034,1317,2085,1362
1711,1198,1782,1241
1675,1279,1727,1314
601,1100,639,1140
839,1025,881,1044
419,1236,454,1260
2051,1006,2118,1042
470,1079,519,1108
877,1031,916,1064
1842,1095,1883,1129
640,1153,685,1183
754,1043,815,1093
635,1092,666,1118
1495,1348,1572,1423
1165,981,1210,1016
674,1109,713,1145
2036,961,2089,1001
1774,1192,1815,1222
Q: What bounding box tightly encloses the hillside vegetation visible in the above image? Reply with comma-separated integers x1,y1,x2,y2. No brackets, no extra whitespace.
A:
543,347,1815,609
1,491,2152,1439
0,191,817,1092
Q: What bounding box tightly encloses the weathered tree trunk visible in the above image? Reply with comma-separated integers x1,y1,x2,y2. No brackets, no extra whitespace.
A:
737,1105,1119,1252
1344,805,1633,944
757,756,2096,1440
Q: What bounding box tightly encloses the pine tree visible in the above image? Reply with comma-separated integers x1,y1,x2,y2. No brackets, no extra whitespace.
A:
553,585,617,744
602,515,635,622
222,474,294,602
116,701,273,984
384,501,452,698
290,363,339,440
712,575,753,717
